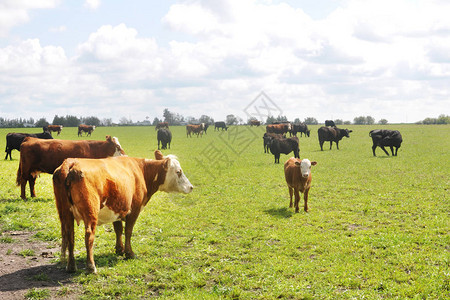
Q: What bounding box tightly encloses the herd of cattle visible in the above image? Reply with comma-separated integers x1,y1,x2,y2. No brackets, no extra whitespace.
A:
2,120,403,273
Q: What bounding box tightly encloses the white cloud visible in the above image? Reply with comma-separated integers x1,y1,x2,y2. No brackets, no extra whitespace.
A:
84,0,101,10
0,0,59,36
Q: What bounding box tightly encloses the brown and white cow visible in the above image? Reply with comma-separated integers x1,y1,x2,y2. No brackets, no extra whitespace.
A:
284,157,317,213
266,123,292,135
44,125,63,135
52,150,193,273
16,136,125,199
249,120,261,126
78,124,96,137
186,123,205,137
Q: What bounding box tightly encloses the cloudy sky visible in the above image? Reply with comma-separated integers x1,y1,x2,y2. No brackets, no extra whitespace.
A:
1,0,449,124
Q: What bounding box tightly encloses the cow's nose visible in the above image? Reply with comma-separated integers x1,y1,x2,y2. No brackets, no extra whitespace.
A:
302,174,309,178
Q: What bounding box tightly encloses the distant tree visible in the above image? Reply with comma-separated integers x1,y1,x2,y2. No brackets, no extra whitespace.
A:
275,115,288,122
35,118,49,127
65,115,81,127
186,116,198,124
199,115,214,125
152,117,161,126
334,119,343,125
304,117,318,125
293,118,301,124
102,118,113,126
52,115,64,125
226,114,238,125
344,120,351,125
119,117,132,125
366,116,375,125
82,116,101,126
353,116,366,125
378,119,388,125
266,116,276,124
437,114,450,124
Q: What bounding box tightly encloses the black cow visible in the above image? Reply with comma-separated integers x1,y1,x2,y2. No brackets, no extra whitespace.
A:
263,132,285,153
215,121,228,131
369,129,403,156
325,120,335,127
157,128,172,150
290,123,310,137
5,131,53,160
203,123,209,135
318,126,352,151
267,136,300,164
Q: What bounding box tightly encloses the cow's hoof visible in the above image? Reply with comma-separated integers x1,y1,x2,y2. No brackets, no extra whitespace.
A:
125,253,137,260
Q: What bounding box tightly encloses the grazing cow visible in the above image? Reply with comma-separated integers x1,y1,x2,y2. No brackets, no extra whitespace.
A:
44,125,63,135
263,132,285,153
325,120,335,127
4,131,53,160
267,136,300,163
78,124,96,137
266,123,292,135
52,150,193,273
155,122,169,131
290,123,310,137
16,136,125,199
369,129,403,156
249,120,261,126
214,121,228,131
203,123,209,134
157,128,172,150
186,123,205,137
318,126,352,151
284,158,317,212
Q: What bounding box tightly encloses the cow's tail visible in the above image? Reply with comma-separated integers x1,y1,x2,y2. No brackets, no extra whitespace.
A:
15,160,22,186
53,159,82,206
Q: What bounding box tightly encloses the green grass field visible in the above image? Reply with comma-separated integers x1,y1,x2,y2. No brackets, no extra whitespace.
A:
0,124,449,299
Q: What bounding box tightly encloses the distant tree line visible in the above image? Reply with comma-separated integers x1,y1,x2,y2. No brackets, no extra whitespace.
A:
1,111,448,128
416,114,450,125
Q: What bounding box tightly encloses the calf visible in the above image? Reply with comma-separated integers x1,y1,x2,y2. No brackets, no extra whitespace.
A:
52,150,193,273
268,136,299,163
44,125,63,135
186,123,205,137
369,129,403,156
266,123,292,135
16,136,125,199
5,131,53,160
318,126,352,151
284,158,317,212
157,128,172,150
290,123,310,137
78,124,96,137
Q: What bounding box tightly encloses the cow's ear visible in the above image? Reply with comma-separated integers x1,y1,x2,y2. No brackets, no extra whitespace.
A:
294,161,301,166
163,158,170,170
154,150,164,160
106,135,112,141
311,161,318,166
349,130,353,133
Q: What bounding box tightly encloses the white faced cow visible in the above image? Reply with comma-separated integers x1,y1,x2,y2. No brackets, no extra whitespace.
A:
53,150,193,274
284,158,317,212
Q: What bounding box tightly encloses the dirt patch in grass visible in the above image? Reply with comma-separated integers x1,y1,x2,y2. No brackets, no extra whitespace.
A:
0,231,81,299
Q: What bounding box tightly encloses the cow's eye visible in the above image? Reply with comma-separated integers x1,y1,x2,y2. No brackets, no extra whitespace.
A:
177,170,182,177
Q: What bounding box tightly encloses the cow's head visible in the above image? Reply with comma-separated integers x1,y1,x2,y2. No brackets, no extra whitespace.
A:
295,159,317,178
306,129,311,137
155,150,193,194
340,128,352,138
106,135,126,156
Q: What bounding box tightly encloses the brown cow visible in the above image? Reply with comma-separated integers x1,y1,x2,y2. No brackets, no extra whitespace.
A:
266,123,292,135
16,136,125,199
249,120,261,126
78,124,96,137
284,157,317,212
52,150,193,273
44,125,63,135
186,123,205,137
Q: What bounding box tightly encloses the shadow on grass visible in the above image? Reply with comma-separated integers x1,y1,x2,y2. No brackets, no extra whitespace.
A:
264,207,293,219
0,197,53,203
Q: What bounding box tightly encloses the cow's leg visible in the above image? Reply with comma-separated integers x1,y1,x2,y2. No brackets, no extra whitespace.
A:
380,146,389,156
85,222,97,274
124,215,139,259
113,221,124,255
335,141,339,150
329,141,333,150
319,140,324,151
288,187,293,208
372,145,377,156
158,140,160,150
294,189,301,213
303,188,310,212
29,176,37,198
394,147,398,156
390,146,395,156
65,214,77,272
